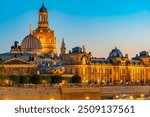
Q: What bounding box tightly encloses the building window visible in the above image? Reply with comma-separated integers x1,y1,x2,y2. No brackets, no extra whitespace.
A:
40,15,42,21
37,70,40,75
122,69,125,74
110,69,112,74
82,57,87,65
70,69,72,74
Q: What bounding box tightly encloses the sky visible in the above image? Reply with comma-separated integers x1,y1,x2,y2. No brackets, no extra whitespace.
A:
1,0,150,58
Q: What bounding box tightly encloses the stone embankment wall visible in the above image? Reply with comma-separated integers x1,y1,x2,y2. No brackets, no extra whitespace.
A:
0,86,150,100
0,87,61,100
60,87,100,100
61,86,150,99
99,86,150,98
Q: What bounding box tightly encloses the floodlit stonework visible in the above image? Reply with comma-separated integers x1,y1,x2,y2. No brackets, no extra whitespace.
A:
63,47,150,85
0,1,150,87
33,2,57,57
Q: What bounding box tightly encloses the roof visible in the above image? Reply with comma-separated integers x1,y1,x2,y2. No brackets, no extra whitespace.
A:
91,58,111,65
109,47,123,58
39,2,47,12
0,52,34,56
4,58,31,64
21,34,42,51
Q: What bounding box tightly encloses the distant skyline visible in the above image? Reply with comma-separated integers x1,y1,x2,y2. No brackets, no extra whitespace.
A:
1,0,150,58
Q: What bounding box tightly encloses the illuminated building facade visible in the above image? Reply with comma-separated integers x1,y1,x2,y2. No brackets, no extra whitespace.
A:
1,1,150,86
0,42,38,75
0,58,37,75
63,46,150,84
33,2,57,57
20,2,57,57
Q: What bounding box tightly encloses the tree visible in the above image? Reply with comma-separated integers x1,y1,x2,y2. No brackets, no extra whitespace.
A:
72,75,81,83
51,75,62,84
0,75,7,85
19,75,30,84
41,75,51,84
62,77,71,83
30,75,42,85
9,75,19,84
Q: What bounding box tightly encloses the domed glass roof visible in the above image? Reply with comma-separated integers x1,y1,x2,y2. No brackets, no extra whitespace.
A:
109,47,123,58
21,34,42,51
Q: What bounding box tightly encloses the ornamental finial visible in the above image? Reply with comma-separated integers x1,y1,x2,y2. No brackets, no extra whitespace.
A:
30,24,33,35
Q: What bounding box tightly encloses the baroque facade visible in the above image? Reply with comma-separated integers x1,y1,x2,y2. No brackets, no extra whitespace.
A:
63,47,150,84
33,2,57,57
0,2,58,76
20,2,57,57
1,1,150,85
0,58,37,75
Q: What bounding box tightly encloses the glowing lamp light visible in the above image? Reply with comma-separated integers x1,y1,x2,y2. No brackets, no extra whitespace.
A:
140,94,144,98
5,80,9,83
129,96,133,99
115,95,119,99
86,96,90,100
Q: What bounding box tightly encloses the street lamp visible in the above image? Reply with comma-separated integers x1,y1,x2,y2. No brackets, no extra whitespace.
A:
140,94,144,98
129,95,133,99
115,95,119,99
86,96,90,100
50,98,54,100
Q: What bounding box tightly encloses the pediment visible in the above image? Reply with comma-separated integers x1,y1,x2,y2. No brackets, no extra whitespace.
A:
4,58,30,65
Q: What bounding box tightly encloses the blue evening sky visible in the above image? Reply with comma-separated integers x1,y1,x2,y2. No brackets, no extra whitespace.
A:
0,0,150,58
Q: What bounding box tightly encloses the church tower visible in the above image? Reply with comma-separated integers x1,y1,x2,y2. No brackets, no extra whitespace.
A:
60,38,66,57
33,1,57,57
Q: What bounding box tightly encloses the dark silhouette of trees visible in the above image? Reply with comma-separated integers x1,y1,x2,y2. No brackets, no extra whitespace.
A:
72,75,81,83
30,75,42,85
51,75,62,84
19,75,30,84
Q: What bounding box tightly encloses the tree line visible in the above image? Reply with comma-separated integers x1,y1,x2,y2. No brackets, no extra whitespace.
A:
0,75,81,86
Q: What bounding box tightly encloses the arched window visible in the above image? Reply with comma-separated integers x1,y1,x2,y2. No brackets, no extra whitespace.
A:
82,56,87,65
44,15,47,22
40,15,42,22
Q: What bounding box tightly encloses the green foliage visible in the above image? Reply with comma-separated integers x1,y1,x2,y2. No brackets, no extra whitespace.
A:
9,75,19,84
19,75,30,84
51,75,62,84
0,75,7,83
0,74,52,85
30,75,42,84
41,75,51,84
62,77,71,83
72,75,81,83
0,75,4,80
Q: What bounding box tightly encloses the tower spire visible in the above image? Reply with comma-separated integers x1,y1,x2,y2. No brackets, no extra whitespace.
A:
42,0,44,6
60,38,66,57
30,24,33,35
62,38,64,44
